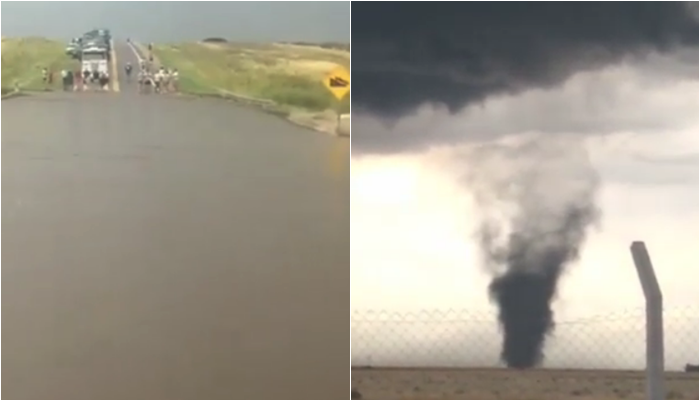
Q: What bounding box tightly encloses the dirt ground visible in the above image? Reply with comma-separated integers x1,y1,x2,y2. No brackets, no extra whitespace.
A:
351,367,699,400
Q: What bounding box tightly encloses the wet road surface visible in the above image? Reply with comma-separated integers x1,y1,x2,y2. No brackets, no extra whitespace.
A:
2,43,350,399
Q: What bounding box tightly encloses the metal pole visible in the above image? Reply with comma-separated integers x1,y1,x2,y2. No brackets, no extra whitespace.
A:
630,241,665,400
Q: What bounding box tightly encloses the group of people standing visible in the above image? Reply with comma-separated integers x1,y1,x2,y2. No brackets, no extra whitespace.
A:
49,47,180,94
133,61,179,94
56,62,179,93
59,68,110,91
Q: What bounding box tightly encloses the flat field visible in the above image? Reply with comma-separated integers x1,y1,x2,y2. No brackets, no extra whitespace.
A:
351,367,699,400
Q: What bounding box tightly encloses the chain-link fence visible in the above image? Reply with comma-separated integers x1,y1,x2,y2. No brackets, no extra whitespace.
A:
351,306,699,399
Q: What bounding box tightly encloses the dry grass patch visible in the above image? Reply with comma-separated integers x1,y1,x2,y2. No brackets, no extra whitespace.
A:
153,41,350,113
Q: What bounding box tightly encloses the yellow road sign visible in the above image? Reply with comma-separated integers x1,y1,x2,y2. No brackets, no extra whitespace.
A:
323,66,350,100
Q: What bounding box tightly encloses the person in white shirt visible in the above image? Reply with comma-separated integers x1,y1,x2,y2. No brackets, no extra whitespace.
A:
60,69,69,91
153,69,163,93
171,68,180,92
138,70,151,93
161,68,171,93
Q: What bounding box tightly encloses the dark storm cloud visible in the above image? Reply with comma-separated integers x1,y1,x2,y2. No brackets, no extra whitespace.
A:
351,2,698,117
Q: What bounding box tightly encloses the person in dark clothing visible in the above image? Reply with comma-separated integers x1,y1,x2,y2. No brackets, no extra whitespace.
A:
99,72,109,90
140,72,153,94
64,70,74,91
125,63,133,82
74,69,82,91
92,70,100,83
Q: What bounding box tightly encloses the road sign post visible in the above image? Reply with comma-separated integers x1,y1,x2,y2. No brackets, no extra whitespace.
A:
322,66,350,134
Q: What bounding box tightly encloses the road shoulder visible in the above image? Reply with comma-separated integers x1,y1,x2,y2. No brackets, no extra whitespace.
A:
110,39,120,92
1,89,25,100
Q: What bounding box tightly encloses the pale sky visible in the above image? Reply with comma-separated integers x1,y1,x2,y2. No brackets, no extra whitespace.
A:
351,51,699,370
1,1,349,43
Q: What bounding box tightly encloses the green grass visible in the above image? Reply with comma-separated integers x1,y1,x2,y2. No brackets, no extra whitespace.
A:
2,37,77,92
153,42,350,113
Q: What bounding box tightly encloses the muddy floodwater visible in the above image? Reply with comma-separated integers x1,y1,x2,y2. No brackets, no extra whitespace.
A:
2,83,349,399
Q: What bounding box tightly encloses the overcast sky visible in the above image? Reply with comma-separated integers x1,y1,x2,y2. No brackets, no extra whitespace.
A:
1,1,349,43
351,3,698,370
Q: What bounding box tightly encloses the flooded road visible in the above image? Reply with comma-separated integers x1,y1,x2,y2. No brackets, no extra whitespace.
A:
2,51,350,399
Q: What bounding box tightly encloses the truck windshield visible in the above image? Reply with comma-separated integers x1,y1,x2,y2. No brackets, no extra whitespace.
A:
82,52,106,61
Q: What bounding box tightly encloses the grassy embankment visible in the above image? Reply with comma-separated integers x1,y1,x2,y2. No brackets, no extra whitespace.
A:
2,37,76,95
152,41,350,134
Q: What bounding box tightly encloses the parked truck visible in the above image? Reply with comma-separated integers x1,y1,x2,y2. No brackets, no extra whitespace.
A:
80,45,110,84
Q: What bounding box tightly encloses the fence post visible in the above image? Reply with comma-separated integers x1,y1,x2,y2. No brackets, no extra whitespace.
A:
630,241,665,400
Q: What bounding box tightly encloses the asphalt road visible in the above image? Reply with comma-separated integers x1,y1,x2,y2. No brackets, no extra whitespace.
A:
2,42,350,400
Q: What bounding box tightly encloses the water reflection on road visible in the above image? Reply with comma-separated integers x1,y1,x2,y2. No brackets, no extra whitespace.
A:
2,91,349,399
